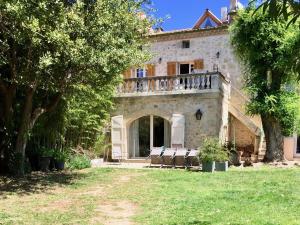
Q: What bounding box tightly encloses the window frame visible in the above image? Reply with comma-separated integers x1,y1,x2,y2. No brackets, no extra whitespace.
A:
182,40,190,49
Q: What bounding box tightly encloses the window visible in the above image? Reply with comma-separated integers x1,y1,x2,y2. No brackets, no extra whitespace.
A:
182,40,190,49
179,63,194,75
136,68,146,78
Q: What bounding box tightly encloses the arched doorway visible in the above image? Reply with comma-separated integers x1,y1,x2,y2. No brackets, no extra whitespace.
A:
129,115,171,158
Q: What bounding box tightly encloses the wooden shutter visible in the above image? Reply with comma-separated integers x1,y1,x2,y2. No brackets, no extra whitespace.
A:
123,69,132,79
194,59,204,70
147,64,155,77
167,62,177,76
111,116,124,160
171,114,185,148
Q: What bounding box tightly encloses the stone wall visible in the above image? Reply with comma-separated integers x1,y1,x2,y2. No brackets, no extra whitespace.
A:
147,28,243,89
228,114,256,147
112,91,227,158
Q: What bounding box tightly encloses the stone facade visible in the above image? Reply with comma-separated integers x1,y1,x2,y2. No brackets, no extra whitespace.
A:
111,7,297,161
113,90,228,158
228,115,256,147
148,28,243,89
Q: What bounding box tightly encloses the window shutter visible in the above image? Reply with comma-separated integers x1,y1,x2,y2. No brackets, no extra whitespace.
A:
167,62,177,76
171,114,185,148
194,59,204,70
111,116,124,160
147,64,155,77
123,69,132,79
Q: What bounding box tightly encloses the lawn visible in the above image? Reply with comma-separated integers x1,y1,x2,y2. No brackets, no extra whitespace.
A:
0,167,300,225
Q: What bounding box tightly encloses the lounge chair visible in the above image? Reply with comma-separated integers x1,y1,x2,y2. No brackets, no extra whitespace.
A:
149,147,164,167
186,149,200,168
174,148,188,168
162,148,176,167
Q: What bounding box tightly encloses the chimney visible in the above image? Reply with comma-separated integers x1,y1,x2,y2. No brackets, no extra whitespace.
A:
229,0,238,23
221,7,228,23
230,0,238,12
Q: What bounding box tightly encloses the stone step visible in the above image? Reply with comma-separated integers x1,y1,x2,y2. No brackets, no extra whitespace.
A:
123,159,151,163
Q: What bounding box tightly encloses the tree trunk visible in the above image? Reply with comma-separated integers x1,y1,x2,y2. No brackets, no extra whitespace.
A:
14,88,35,175
261,115,284,162
14,90,62,175
0,84,16,174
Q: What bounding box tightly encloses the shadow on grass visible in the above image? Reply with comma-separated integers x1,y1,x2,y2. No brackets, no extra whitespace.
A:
0,171,88,198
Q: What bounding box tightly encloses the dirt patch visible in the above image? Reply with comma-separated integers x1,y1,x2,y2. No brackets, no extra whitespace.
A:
93,201,137,225
38,199,74,213
118,173,141,184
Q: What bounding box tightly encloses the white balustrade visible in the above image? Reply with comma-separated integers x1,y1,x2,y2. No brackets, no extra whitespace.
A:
118,72,225,95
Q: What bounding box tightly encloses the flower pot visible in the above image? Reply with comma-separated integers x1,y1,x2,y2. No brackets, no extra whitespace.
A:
215,161,228,172
202,161,215,172
39,157,51,172
55,161,65,170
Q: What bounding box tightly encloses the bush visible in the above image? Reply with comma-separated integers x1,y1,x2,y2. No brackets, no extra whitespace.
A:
53,150,69,162
66,155,91,170
39,147,54,158
198,137,228,162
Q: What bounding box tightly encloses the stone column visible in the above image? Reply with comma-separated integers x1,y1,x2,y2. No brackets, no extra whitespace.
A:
210,74,220,90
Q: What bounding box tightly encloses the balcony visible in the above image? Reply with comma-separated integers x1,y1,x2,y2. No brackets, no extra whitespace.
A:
116,72,229,97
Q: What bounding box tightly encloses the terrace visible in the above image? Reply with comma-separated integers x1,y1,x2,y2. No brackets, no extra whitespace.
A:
116,72,229,97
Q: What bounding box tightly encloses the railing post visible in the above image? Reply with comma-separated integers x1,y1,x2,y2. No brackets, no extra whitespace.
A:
210,73,220,89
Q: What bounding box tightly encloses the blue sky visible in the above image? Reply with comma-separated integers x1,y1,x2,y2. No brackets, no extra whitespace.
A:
151,0,249,31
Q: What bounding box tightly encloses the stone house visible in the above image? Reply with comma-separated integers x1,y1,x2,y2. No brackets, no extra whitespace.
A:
110,0,300,161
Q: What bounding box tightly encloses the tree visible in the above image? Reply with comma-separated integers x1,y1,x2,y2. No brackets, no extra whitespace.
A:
0,0,151,175
230,7,300,161
251,0,300,25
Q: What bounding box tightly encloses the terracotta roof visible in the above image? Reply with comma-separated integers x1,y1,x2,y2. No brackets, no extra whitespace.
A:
193,9,223,29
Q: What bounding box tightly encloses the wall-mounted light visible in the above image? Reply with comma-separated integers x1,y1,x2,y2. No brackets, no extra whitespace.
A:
216,51,220,59
158,57,162,64
195,109,203,120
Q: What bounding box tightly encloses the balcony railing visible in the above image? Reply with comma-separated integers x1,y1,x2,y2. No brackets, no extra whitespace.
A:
117,72,228,96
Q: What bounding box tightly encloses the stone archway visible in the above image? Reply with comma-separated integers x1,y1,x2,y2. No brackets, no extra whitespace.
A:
128,115,171,158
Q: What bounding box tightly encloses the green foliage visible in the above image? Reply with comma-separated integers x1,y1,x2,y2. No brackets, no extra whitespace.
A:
64,84,114,150
230,7,300,136
198,137,228,162
0,0,154,174
251,0,300,25
247,91,300,136
53,150,69,162
39,147,55,158
66,155,91,170
93,131,110,158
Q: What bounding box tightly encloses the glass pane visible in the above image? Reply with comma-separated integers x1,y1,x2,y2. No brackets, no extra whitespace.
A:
138,116,150,157
136,68,144,78
153,116,164,147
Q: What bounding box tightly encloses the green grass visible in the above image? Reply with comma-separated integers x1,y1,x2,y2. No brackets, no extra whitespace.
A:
0,167,300,225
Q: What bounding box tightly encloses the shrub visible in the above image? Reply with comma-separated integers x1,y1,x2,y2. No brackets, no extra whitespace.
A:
198,137,228,162
53,150,69,162
66,155,91,170
39,147,55,158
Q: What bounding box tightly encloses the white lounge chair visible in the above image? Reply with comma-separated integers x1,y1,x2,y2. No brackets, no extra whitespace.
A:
174,148,188,168
149,147,164,167
186,149,200,168
162,148,176,167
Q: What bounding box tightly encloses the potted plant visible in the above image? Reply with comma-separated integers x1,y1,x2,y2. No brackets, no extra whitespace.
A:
215,148,229,172
39,147,54,172
54,151,68,170
198,137,219,172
